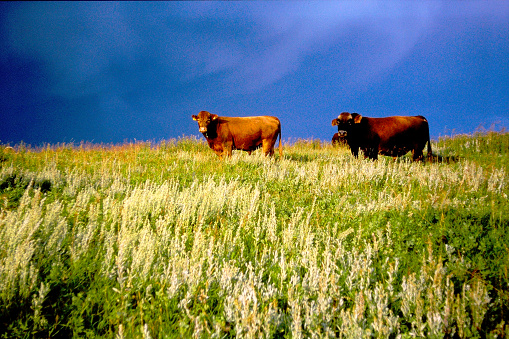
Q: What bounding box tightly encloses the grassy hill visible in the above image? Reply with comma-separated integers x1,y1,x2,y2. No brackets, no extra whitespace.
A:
0,132,508,338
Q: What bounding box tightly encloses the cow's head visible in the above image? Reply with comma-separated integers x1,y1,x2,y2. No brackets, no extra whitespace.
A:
192,111,219,134
331,112,362,137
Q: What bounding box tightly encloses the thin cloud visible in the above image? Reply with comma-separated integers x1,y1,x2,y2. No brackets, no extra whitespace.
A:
2,2,440,97
174,2,443,94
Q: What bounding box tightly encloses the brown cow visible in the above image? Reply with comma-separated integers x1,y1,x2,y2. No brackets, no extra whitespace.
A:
331,112,432,161
331,132,346,146
192,110,282,158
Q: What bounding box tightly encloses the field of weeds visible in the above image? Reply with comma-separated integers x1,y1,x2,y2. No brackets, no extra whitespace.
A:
0,132,508,338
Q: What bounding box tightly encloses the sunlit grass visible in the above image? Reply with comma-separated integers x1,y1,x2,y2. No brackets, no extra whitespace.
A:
0,132,508,338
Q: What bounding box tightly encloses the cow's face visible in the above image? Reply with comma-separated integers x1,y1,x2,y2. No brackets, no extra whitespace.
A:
192,111,218,134
331,112,362,137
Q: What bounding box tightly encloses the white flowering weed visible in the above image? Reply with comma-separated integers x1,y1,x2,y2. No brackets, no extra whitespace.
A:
0,135,507,338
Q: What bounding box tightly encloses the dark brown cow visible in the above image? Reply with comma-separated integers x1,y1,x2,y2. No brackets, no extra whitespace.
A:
331,112,432,161
192,110,282,158
331,132,346,146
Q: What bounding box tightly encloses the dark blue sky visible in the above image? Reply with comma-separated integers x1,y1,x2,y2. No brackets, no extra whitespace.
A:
1,1,508,145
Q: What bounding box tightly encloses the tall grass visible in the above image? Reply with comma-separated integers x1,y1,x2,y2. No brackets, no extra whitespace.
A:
0,133,508,338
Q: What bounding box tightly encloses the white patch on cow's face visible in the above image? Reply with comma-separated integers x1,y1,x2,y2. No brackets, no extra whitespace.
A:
197,118,210,133
193,111,214,134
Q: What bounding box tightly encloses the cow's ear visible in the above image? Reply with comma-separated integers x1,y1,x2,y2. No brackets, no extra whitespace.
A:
192,115,198,121
332,119,338,126
353,114,363,124
211,114,219,120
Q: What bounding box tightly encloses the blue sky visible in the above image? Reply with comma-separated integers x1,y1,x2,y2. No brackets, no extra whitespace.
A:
1,1,508,145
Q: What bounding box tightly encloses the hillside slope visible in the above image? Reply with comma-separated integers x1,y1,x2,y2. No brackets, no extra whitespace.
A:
1,132,508,338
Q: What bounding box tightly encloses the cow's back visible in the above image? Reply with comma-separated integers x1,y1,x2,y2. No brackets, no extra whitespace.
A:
217,116,281,151
367,116,428,143
219,116,277,137
221,116,279,133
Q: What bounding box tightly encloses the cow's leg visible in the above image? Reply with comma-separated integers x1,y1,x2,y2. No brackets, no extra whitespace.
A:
412,148,424,161
225,142,233,157
213,144,224,158
368,148,378,160
361,148,370,159
412,142,425,161
262,139,274,157
351,146,359,158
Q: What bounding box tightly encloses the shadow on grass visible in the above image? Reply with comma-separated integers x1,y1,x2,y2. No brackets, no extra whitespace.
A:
388,153,461,164
283,153,316,163
428,154,461,163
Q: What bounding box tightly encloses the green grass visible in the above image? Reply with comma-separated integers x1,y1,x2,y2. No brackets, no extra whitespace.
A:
0,133,508,338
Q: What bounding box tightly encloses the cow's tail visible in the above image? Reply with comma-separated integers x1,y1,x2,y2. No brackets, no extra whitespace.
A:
427,134,432,156
422,116,433,161
278,128,283,159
